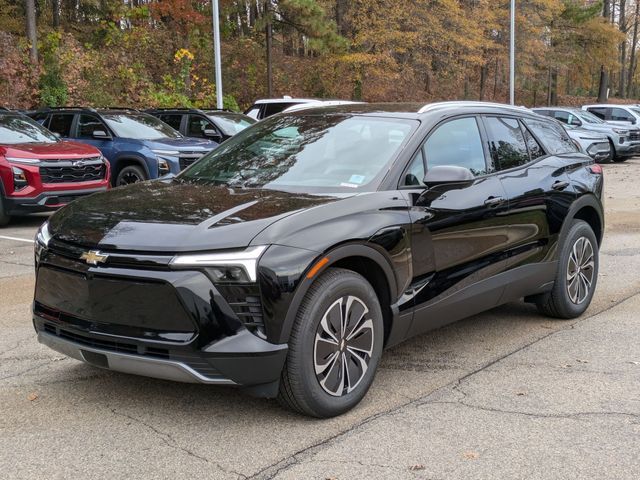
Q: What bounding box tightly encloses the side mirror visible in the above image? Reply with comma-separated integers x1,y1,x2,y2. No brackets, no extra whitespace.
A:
569,118,582,127
423,165,474,188
52,132,61,140
92,130,110,139
204,129,223,142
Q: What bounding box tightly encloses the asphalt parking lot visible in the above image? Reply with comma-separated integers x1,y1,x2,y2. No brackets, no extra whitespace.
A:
1,159,640,480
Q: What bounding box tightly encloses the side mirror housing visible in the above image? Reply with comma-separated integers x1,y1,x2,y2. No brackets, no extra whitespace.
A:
204,129,223,142
93,130,110,139
423,165,474,188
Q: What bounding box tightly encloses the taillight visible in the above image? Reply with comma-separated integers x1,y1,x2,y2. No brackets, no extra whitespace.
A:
588,164,603,174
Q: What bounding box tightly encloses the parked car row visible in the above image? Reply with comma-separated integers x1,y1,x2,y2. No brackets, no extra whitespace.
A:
533,105,640,162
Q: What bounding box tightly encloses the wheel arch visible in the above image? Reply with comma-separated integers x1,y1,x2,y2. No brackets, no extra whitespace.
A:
279,243,400,346
110,156,150,186
561,194,604,247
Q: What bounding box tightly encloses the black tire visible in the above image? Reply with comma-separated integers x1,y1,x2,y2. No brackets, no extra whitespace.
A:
0,196,10,227
609,140,628,163
115,165,147,187
278,268,384,418
536,220,599,319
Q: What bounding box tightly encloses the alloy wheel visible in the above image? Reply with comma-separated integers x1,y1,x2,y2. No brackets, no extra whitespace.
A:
313,295,375,397
118,170,143,186
566,236,595,304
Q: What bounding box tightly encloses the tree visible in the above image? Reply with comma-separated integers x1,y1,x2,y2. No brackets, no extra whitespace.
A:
25,0,37,63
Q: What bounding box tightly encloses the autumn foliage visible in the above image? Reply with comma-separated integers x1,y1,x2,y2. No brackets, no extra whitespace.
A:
0,0,633,110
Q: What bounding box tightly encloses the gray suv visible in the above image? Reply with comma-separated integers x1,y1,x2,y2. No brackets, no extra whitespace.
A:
533,107,640,162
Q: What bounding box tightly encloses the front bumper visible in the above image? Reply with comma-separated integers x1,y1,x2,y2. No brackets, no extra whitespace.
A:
33,243,288,392
5,186,108,215
38,330,236,384
614,141,640,157
585,141,611,162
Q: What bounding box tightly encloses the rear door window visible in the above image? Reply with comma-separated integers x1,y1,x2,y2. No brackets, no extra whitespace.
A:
551,110,570,124
48,113,74,137
158,114,183,131
484,116,530,171
587,107,607,120
524,118,578,155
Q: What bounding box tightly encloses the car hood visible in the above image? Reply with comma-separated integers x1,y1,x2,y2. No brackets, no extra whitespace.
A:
0,140,101,159
48,181,342,252
145,137,218,151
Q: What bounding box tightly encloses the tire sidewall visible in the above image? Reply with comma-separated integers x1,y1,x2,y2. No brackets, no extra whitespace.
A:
555,220,599,317
292,270,384,417
116,165,146,186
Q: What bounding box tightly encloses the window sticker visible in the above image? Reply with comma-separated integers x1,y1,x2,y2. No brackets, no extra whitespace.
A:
348,174,366,184
339,182,360,188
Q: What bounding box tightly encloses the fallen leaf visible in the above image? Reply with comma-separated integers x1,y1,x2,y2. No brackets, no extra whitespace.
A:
629,361,640,365
576,359,589,364
463,451,479,460
409,464,425,471
27,393,38,401
516,391,526,396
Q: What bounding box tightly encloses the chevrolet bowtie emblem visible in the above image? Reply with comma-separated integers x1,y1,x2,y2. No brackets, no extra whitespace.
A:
80,250,109,265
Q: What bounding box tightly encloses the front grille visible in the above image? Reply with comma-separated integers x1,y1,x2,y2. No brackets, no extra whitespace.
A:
40,159,106,184
629,130,640,141
178,151,208,170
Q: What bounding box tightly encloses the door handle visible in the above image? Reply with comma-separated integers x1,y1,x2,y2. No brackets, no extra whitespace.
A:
484,196,505,208
552,180,569,191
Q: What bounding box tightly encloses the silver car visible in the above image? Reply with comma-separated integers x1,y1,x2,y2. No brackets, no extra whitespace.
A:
564,124,611,162
533,107,640,162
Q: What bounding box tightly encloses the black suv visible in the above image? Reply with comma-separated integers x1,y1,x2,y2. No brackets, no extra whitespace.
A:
147,108,256,143
33,102,604,417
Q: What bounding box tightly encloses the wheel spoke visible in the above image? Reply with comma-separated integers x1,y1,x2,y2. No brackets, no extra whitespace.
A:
319,350,344,396
566,236,596,305
344,349,368,393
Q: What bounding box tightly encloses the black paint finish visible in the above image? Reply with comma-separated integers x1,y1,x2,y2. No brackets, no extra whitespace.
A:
33,102,605,392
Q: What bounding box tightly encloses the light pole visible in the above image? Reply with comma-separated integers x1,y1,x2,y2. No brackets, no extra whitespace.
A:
509,0,515,105
212,0,223,109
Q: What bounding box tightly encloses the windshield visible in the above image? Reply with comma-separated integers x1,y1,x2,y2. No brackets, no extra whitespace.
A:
206,112,256,136
0,114,59,144
631,107,640,117
102,113,183,140
576,111,605,124
178,114,418,193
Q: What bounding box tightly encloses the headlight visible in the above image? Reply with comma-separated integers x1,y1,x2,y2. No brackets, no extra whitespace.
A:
170,245,268,283
12,166,28,190
34,221,52,263
6,157,40,165
613,128,629,135
151,149,180,157
158,159,170,175
35,221,52,247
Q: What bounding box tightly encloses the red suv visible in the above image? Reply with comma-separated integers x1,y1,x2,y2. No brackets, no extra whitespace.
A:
0,111,109,226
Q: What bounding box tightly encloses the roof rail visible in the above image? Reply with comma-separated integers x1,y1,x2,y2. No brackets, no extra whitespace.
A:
101,106,138,111
417,101,528,114
35,106,98,112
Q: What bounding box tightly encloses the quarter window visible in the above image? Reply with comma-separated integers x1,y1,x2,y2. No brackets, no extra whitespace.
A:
587,107,607,120
402,150,425,186
524,118,578,155
484,116,530,171
423,117,487,176
610,108,635,123
48,114,74,137
521,123,545,160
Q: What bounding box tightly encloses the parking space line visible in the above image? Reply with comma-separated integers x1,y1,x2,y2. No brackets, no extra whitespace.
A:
0,235,35,244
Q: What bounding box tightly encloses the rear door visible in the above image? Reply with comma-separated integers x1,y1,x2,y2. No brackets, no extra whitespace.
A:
484,115,578,299
156,113,184,134
404,116,510,335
